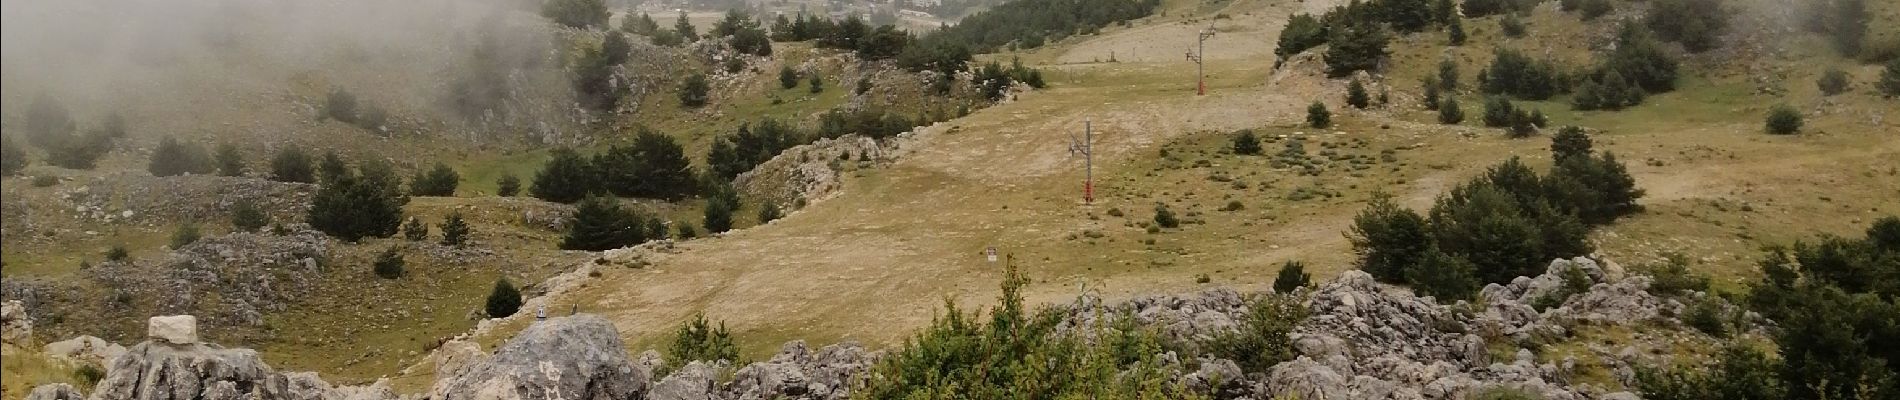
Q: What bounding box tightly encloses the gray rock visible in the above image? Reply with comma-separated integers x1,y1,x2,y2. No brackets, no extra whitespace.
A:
432,315,644,400
146,315,197,344
650,361,720,400
2,300,31,344
44,335,126,366
26,384,84,400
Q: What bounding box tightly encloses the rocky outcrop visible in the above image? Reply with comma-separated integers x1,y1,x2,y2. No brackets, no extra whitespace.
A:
44,335,126,365
732,135,910,214
85,341,376,400
25,384,84,400
432,314,646,400
2,299,30,344
86,226,329,328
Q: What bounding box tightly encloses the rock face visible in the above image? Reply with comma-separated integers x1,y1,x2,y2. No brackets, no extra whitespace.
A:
2,299,30,344
146,315,197,345
86,226,330,329
732,133,925,217
86,340,382,400
44,335,127,365
433,315,646,400
25,384,84,400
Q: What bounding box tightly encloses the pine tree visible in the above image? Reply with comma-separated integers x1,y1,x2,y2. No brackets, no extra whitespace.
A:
318,151,350,185
1482,96,1515,127
1448,17,1467,45
1423,79,1442,110
231,200,270,233
780,66,799,89
441,211,471,247
1438,96,1465,124
562,196,645,251
595,129,696,200
485,278,522,318
148,136,212,177
1274,261,1312,293
530,148,596,203
808,74,824,93
1,136,26,176
675,11,699,42
1346,79,1371,109
403,216,429,241
1349,193,1431,283
1383,0,1433,33
540,0,608,29
1407,245,1479,302
1550,126,1593,161
215,143,244,177
1882,58,1900,97
1323,22,1390,77
1438,59,1460,90
1432,0,1456,24
680,74,710,108
1232,130,1263,155
496,174,520,197
410,162,460,196
1307,101,1332,128
308,160,407,242
270,146,315,183
373,246,405,279
704,198,734,234
623,12,659,35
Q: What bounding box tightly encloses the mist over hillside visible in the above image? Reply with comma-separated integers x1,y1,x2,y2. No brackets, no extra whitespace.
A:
1,0,568,144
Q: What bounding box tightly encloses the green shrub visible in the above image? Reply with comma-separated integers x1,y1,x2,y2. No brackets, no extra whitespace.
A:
1203,293,1307,371
230,200,270,233
105,246,130,262
1881,58,1900,96
1481,48,1562,100
1232,130,1262,155
214,143,244,177
409,163,460,197
1640,253,1710,296
858,262,1191,398
1323,22,1389,77
676,222,699,240
307,160,407,242
539,0,607,29
148,136,213,177
1275,14,1328,59
679,74,710,108
1349,193,1431,283
170,224,202,249
0,136,25,176
1152,204,1179,229
372,246,404,279
1346,79,1371,109
1483,96,1516,128
808,74,824,94
1684,297,1730,337
1307,101,1332,128
1636,345,1785,400
1603,24,1680,93
495,174,520,197
529,148,596,203
440,211,471,247
1550,126,1592,161
779,66,799,89
665,313,740,371
562,196,648,251
269,146,315,183
1578,0,1613,20
704,198,735,234
1448,16,1467,45
1438,96,1465,124
1817,68,1851,96
1274,261,1311,293
1645,0,1727,52
1764,105,1802,135
595,129,696,200
75,364,105,387
1407,245,1480,302
758,202,782,224
485,278,522,318
1500,13,1527,38
403,217,429,241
